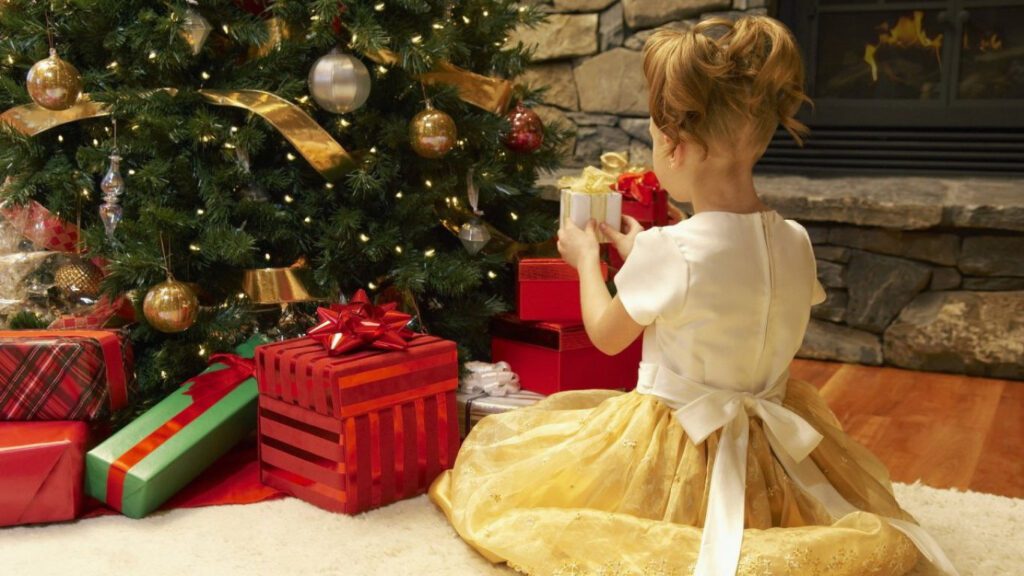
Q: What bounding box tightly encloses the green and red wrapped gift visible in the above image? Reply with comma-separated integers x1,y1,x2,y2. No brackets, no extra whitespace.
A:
0,330,132,421
85,336,264,518
256,291,460,515
490,313,640,395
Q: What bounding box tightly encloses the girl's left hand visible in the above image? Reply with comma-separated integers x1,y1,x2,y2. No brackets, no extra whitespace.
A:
557,217,600,270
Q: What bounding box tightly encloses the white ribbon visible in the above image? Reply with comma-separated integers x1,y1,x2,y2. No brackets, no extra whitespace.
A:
635,362,960,576
461,361,520,397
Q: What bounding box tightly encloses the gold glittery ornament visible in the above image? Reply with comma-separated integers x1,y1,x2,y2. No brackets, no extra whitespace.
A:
54,256,104,302
143,279,199,333
409,102,457,159
26,49,83,111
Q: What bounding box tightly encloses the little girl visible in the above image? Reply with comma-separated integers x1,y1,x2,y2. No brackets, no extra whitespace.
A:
429,15,958,576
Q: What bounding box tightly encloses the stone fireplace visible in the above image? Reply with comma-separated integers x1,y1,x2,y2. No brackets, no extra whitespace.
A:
518,0,1024,380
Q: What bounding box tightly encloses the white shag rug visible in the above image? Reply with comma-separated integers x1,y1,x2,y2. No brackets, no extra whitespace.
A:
1,482,1020,576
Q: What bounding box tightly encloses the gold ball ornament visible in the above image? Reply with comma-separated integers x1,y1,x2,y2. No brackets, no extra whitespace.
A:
54,256,104,302
143,279,199,333
409,103,457,159
26,49,83,111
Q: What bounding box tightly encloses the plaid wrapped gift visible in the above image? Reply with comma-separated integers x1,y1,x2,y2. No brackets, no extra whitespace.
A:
0,330,132,421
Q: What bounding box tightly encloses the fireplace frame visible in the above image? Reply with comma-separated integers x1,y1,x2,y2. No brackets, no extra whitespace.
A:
762,0,1024,176
778,0,1024,127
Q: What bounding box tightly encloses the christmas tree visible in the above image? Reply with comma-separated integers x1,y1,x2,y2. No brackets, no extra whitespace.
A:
0,0,570,418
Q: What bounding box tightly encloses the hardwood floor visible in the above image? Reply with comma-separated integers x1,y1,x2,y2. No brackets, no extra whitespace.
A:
789,359,1024,500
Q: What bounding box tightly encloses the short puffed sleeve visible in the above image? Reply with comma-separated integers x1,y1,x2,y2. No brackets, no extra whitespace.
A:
812,277,827,306
614,228,689,325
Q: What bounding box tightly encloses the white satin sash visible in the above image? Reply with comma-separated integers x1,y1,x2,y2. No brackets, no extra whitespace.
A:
635,362,960,576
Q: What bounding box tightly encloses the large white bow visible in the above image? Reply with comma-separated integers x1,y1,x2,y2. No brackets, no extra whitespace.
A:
635,362,959,576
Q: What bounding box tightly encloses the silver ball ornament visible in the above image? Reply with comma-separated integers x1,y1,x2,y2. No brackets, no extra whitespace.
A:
307,48,372,114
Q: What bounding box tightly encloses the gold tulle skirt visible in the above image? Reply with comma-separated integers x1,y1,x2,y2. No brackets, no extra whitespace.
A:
428,379,923,576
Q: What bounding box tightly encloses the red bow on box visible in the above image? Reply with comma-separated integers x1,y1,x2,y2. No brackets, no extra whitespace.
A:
307,290,416,356
614,171,663,206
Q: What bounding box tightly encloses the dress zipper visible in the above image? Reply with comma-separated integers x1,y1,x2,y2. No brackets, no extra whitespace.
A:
756,212,774,376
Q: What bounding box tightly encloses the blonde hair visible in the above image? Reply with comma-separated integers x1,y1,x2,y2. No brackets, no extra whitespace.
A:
642,15,812,159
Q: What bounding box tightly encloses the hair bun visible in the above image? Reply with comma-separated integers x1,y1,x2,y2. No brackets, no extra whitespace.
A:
642,15,812,158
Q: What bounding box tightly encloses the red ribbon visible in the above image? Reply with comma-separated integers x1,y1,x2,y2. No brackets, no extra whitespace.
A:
0,329,129,411
105,354,255,512
614,171,664,206
307,289,416,356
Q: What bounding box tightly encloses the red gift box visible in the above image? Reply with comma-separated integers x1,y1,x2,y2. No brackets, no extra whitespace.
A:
255,335,460,515
0,421,88,527
0,330,132,421
607,202,680,271
491,314,641,395
517,259,608,323
622,190,670,228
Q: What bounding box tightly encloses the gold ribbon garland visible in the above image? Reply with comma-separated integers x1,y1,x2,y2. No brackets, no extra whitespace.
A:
0,96,111,136
0,90,356,180
437,199,556,260
199,89,357,179
367,49,513,115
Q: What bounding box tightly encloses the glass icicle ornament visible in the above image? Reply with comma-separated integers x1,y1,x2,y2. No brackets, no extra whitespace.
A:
99,122,124,238
459,168,491,255
180,6,213,56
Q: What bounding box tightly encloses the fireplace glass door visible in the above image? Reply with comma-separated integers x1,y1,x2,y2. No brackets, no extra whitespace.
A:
763,0,1024,175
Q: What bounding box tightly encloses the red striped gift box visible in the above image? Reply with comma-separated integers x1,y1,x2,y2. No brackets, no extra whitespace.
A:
254,335,459,515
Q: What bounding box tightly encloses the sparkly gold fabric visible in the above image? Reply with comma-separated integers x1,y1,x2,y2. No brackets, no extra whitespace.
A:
428,381,922,576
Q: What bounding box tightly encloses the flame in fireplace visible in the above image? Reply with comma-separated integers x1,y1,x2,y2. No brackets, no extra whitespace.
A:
964,31,1003,53
863,11,943,82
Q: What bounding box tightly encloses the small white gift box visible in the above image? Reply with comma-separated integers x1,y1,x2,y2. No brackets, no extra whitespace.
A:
558,166,623,243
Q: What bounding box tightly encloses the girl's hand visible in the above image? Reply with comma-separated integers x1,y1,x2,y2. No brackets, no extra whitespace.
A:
557,217,600,270
599,215,644,261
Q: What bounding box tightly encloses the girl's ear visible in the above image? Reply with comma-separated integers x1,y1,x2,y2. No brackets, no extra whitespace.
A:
669,137,685,168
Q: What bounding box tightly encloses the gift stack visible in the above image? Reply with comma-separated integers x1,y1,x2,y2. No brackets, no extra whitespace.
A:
254,291,460,515
0,329,134,527
492,224,643,398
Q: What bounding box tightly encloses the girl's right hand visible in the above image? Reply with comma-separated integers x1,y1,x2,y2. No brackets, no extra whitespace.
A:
600,215,644,261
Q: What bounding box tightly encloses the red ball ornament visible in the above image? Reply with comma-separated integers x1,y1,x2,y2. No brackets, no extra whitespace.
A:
502,102,545,154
